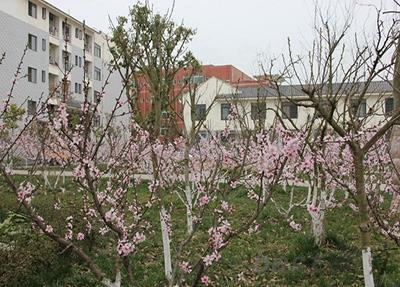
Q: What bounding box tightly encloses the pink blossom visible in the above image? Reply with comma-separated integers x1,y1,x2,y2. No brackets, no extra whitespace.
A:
17,182,35,204
178,261,192,273
76,232,85,241
199,195,210,207
201,275,211,286
117,240,135,257
133,232,146,244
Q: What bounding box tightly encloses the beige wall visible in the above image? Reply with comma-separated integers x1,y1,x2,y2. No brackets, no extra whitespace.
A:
183,79,393,133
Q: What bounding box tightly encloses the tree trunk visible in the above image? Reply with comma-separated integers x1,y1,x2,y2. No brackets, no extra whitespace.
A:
353,150,375,287
184,146,194,234
311,210,325,247
160,206,172,283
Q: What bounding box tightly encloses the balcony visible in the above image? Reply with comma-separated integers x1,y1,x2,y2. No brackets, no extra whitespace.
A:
49,26,58,37
49,55,57,65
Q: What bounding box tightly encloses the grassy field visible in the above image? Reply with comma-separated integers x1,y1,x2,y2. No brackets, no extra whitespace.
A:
1,176,400,286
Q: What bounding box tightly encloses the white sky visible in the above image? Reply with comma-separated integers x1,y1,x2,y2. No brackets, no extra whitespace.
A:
47,0,395,77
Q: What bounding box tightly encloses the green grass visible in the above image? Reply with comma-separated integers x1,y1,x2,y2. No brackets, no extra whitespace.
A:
1,176,400,286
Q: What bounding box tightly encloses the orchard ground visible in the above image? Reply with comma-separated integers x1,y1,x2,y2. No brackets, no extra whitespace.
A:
1,176,400,287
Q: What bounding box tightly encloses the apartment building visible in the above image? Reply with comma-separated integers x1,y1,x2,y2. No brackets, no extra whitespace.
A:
183,78,394,134
0,0,126,126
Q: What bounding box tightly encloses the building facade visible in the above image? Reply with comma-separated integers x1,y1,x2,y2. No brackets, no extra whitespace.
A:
0,0,126,126
183,79,394,135
137,64,267,134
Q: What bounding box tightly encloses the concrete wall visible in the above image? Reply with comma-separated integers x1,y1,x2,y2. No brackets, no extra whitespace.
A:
0,0,128,127
0,9,48,109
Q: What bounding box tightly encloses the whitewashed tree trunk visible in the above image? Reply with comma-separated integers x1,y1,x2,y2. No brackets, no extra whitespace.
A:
310,207,325,247
160,206,172,282
184,147,194,234
185,183,194,234
306,181,312,205
362,247,375,287
102,271,121,287
309,179,326,246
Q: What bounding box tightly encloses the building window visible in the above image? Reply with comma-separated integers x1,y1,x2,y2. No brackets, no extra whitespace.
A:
94,91,101,103
42,38,46,51
94,67,101,81
221,103,231,120
79,57,82,68
251,102,266,120
28,67,37,83
282,102,298,119
79,83,82,94
79,30,82,40
27,100,37,115
192,75,205,84
195,104,206,121
94,44,101,58
160,127,169,136
75,28,79,38
161,110,170,118
28,34,37,51
42,7,46,19
385,97,394,116
350,99,367,118
75,55,78,66
62,22,71,42
75,83,78,93
28,1,37,18
41,70,45,83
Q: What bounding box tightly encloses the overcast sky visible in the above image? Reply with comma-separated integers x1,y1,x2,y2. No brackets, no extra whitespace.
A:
48,0,395,77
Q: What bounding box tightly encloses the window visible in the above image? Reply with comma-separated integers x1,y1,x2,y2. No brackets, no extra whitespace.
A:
79,57,82,68
195,104,206,121
79,30,82,40
75,28,79,38
221,103,231,120
28,34,37,51
94,67,101,81
75,55,78,66
94,91,101,103
282,102,298,119
251,102,266,120
75,83,78,93
161,110,170,118
199,131,208,139
42,7,46,19
62,22,71,41
79,83,82,94
192,75,205,84
41,70,45,83
27,100,37,115
28,1,37,18
160,127,169,136
42,38,46,51
350,99,367,118
94,44,101,58
28,67,37,83
385,97,394,116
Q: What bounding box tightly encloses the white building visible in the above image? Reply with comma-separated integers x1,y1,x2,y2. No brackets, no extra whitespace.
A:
0,0,127,126
183,78,394,134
